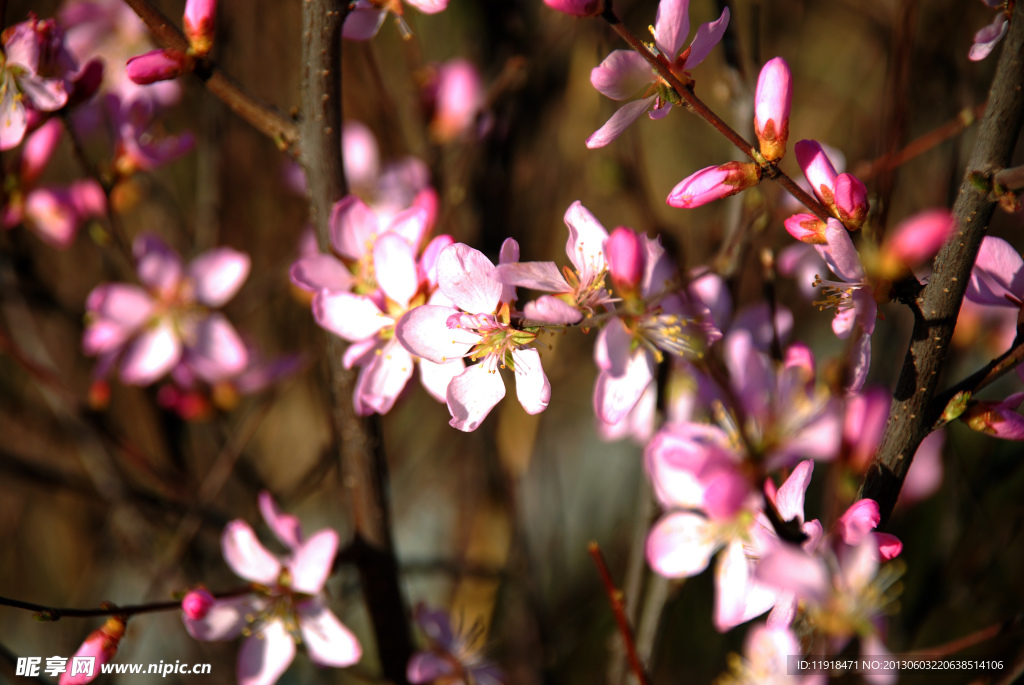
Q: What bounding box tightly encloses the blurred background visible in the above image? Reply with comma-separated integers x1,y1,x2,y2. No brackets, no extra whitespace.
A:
1,0,1023,683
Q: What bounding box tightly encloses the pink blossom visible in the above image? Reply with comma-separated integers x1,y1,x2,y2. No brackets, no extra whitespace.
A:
543,0,605,16
875,209,956,279
794,140,870,229
183,493,361,685
125,48,189,85
666,161,762,208
425,58,484,142
182,588,216,620
843,386,891,472
754,57,792,161
59,618,126,685
1,15,77,150
969,10,1009,61
963,392,1024,440
901,430,945,504
718,623,812,683
586,0,729,148
184,0,216,56
407,604,505,684
83,233,250,386
395,242,551,431
497,201,614,325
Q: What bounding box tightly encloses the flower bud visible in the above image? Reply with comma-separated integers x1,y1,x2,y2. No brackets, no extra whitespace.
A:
20,119,63,186
605,227,645,292
783,213,827,244
125,49,189,85
874,208,955,279
832,173,868,229
59,617,126,685
754,57,792,161
963,393,1024,440
666,162,762,208
181,588,216,620
794,140,838,205
543,0,605,17
184,0,216,56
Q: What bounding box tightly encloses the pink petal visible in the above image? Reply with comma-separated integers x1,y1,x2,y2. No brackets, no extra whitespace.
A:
593,323,654,424
512,348,551,415
374,232,418,308
523,295,583,324
901,430,944,503
395,304,479,363
784,213,827,243
296,601,362,666
342,121,380,189
0,91,28,151
407,653,456,682
844,386,891,470
646,511,717,578
343,336,382,370
188,248,250,307
755,544,829,603
352,339,415,415
820,219,865,282
289,254,354,293
386,205,430,252
342,3,386,40
329,195,379,260
654,0,691,57
446,362,506,432
773,460,813,521
833,173,869,227
182,596,256,641
875,532,903,560
221,520,282,584
743,624,801,674
498,237,520,303
645,423,730,508
407,0,448,13
684,6,730,69
187,313,249,382
313,291,391,341
258,491,304,549
754,57,792,153
289,529,338,594
20,118,62,185
119,320,181,385
497,261,570,292
24,187,80,248
666,164,743,208
437,243,502,314
133,233,183,297
418,358,465,403
419,234,454,289
884,209,955,266
585,97,655,149
714,539,777,632
838,539,879,592
125,49,189,85
966,236,1024,306
606,227,645,288
238,620,295,685
969,15,1008,61
795,140,839,203
590,50,653,101
836,499,880,545
564,200,610,283
83,284,153,353
848,330,872,394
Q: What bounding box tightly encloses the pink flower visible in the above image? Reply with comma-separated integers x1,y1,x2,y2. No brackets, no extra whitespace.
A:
963,392,1024,440
83,233,250,386
184,0,216,56
496,201,614,325
542,0,605,17
666,161,762,209
425,58,484,142
59,617,126,685
754,57,792,161
969,6,1009,61
586,0,729,148
407,604,505,684
183,492,361,685
182,588,216,620
717,623,812,683
874,208,956,279
342,0,448,41
125,48,189,85
794,140,869,229
1,15,77,150
395,242,551,431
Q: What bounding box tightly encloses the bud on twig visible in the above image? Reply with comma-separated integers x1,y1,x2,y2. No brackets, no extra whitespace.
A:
666,162,762,208
754,57,792,161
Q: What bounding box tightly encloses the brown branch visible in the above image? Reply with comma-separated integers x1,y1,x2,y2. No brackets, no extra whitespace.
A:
859,9,1024,524
0,588,249,621
589,542,651,685
299,1,411,682
600,3,831,223
121,0,300,154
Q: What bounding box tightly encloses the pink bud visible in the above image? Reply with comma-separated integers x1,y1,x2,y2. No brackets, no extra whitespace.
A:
963,393,1024,440
833,173,868,229
754,57,792,161
69,179,107,219
181,588,215,620
184,0,216,56
125,49,190,85
783,213,827,244
605,227,645,291
543,0,605,17
884,209,955,266
835,499,881,545
794,140,838,205
59,617,126,685
20,118,62,186
666,162,762,208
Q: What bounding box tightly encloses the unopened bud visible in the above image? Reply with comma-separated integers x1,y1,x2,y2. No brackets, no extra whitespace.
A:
125,49,190,85
794,140,838,205
832,173,868,229
963,393,1024,440
605,227,645,292
59,617,126,685
184,0,216,57
182,588,216,620
754,57,792,161
875,208,955,279
666,162,762,209
783,213,827,244
543,0,605,17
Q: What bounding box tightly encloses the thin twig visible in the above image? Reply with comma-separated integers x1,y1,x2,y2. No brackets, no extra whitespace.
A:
930,336,1024,429
600,3,831,223
588,542,651,685
860,10,1024,524
904,613,1022,657
121,0,299,153
0,589,249,621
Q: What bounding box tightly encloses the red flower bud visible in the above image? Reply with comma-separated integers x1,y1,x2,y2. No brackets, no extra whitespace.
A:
125,49,189,85
666,162,762,209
